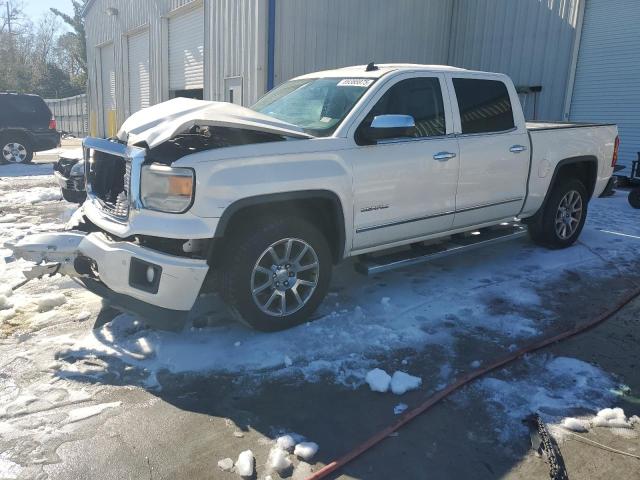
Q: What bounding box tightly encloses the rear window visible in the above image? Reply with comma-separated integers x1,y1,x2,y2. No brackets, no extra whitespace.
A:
452,79,514,134
1,95,50,117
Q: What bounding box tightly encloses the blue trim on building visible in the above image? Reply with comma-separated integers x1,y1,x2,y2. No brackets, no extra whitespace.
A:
267,0,276,91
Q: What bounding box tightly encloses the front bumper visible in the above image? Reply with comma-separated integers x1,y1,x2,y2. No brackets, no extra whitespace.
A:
12,231,210,313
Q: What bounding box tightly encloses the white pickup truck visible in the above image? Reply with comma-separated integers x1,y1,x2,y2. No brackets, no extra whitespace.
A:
12,64,619,331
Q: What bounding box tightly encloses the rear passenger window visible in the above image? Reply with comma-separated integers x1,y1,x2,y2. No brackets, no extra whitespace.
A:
365,77,446,138
453,79,514,134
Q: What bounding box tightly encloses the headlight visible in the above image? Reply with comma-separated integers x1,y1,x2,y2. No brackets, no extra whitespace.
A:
140,164,194,213
70,160,85,176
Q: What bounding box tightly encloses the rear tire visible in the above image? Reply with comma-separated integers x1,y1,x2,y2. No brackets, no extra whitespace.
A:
528,179,588,249
217,216,332,331
1,135,33,164
629,188,640,209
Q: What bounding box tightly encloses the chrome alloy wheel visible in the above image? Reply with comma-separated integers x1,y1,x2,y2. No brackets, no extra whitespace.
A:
251,238,320,317
2,142,28,163
555,190,583,239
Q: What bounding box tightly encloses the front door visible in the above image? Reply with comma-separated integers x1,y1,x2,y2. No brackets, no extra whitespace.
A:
349,74,459,251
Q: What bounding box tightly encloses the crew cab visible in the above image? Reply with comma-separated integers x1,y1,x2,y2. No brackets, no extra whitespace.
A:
11,64,619,331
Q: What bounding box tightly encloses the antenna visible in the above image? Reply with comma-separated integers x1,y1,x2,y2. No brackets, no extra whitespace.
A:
365,62,378,72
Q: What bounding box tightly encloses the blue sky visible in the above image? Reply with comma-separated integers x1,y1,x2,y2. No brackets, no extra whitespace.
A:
20,0,75,24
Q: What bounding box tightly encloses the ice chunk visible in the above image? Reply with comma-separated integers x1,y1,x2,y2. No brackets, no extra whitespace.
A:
67,401,121,423
470,360,481,368
365,368,391,392
561,417,588,432
390,371,422,395
276,434,296,451
235,450,254,477
0,295,13,310
394,403,408,415
268,446,291,473
294,442,318,461
37,293,67,312
217,457,234,471
593,407,632,428
284,355,293,367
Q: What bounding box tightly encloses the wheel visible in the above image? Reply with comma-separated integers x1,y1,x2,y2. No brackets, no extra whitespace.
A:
528,179,588,249
61,188,87,204
629,188,640,209
1,136,33,164
217,216,332,331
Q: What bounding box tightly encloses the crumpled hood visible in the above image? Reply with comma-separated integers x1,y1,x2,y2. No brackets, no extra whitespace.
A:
117,97,312,149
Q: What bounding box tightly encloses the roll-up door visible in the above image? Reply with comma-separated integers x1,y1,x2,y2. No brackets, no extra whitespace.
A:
100,43,117,137
168,7,204,93
569,0,640,170
128,30,150,114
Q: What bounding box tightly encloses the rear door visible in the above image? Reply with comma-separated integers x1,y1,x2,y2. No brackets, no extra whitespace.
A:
448,76,529,228
350,73,459,251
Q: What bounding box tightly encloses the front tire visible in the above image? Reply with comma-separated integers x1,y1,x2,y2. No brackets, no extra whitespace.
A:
217,216,332,331
528,179,588,249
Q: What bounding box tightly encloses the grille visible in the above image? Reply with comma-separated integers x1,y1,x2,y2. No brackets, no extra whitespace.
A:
87,150,130,221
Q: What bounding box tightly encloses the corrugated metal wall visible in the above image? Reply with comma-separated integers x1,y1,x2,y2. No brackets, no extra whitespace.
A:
569,0,640,169
448,0,581,121
273,0,453,86
85,0,266,136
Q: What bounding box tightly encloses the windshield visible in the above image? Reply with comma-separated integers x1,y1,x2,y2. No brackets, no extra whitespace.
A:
251,77,374,137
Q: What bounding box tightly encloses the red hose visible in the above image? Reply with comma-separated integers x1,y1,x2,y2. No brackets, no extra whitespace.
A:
307,285,640,480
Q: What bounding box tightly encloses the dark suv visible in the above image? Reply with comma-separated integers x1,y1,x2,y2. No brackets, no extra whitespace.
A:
0,92,60,164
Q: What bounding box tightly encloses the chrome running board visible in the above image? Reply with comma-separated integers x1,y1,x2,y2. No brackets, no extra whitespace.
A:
355,222,527,275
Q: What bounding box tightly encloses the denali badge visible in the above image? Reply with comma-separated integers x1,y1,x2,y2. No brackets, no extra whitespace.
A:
361,204,389,213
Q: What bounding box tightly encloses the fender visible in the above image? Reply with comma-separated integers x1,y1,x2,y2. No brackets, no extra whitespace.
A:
527,155,598,222
214,189,347,261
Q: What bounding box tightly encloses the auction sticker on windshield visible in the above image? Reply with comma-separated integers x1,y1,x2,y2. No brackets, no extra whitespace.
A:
337,78,374,87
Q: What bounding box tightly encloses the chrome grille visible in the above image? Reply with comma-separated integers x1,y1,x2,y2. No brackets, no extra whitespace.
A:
83,137,146,224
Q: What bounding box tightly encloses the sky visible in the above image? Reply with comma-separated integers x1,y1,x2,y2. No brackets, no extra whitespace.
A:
17,0,75,24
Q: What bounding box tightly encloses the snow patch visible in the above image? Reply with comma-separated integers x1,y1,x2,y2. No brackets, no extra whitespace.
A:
0,294,13,310
0,187,61,206
593,407,633,429
67,401,122,423
390,371,422,395
276,434,296,452
365,368,391,392
235,450,254,477
37,292,67,312
394,403,408,415
561,417,589,432
217,457,234,472
267,446,291,473
294,442,319,461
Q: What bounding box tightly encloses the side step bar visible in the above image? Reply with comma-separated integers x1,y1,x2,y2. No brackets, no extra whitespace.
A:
354,222,527,275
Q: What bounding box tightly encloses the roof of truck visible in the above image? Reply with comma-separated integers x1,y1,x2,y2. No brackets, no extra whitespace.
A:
295,63,475,80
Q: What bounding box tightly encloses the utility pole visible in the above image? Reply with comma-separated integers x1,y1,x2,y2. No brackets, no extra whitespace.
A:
6,2,11,34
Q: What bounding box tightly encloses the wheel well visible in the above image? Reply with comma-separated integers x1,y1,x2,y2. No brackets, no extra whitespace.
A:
211,193,346,266
554,157,598,199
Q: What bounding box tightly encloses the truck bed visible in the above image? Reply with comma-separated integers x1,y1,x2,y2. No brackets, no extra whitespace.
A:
526,121,616,131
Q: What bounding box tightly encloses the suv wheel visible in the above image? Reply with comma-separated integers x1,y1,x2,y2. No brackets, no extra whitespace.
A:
528,179,588,249
1,138,33,164
217,216,332,331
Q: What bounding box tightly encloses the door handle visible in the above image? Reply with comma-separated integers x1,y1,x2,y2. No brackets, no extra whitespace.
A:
433,151,457,161
509,144,527,153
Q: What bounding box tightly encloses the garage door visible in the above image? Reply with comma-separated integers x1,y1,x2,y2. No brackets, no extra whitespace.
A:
569,0,640,170
100,43,117,137
128,30,150,114
168,7,204,92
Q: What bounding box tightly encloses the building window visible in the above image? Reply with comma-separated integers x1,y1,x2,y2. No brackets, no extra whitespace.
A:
453,78,514,134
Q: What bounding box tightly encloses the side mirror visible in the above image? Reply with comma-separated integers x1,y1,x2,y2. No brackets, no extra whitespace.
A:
368,114,416,141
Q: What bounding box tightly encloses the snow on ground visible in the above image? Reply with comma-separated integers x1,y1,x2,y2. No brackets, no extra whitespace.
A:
1,165,640,472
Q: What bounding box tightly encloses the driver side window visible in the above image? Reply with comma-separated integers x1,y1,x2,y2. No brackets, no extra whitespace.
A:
362,77,446,139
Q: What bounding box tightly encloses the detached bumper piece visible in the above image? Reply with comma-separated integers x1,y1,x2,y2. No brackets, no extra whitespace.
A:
10,231,209,329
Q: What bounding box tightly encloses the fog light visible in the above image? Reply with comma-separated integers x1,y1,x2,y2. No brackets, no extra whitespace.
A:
146,266,155,283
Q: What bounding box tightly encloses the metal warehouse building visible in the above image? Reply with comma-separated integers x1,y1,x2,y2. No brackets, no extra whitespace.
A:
83,0,640,169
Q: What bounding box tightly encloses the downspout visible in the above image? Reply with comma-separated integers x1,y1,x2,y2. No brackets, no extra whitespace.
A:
562,0,586,120
266,0,276,91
